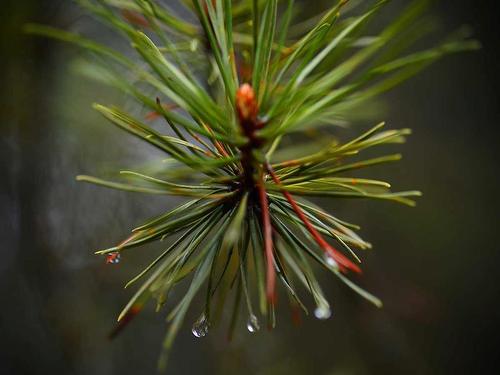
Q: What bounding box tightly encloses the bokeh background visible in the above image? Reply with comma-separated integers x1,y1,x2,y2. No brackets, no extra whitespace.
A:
1,1,499,374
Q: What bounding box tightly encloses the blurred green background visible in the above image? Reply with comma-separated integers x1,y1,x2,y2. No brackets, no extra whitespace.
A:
1,1,499,374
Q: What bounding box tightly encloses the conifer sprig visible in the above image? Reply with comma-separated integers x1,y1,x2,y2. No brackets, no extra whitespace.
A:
25,0,479,369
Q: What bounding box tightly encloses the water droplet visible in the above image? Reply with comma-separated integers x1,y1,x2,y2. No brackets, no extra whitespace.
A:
314,304,332,320
323,253,338,270
191,314,209,338
106,252,121,264
246,314,260,333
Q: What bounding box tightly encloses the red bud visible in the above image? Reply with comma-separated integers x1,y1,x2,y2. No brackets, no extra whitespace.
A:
236,83,258,123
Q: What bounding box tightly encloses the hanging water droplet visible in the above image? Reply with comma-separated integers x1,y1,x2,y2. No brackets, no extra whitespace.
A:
106,252,121,264
323,253,338,270
246,314,260,333
191,314,209,338
314,304,332,320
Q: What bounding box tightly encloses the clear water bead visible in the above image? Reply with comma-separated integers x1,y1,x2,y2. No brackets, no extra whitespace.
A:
191,314,209,338
106,252,121,264
323,253,338,270
246,314,260,333
314,305,332,320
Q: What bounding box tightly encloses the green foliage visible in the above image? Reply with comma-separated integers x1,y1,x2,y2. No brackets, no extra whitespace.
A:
25,0,478,369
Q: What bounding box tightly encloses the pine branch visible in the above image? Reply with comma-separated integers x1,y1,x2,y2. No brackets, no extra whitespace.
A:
25,0,479,369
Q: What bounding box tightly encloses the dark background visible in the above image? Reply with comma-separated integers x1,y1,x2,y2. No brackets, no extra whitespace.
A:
1,1,499,374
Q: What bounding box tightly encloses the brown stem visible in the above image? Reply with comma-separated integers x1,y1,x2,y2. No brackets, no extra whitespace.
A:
236,84,275,302
257,174,276,304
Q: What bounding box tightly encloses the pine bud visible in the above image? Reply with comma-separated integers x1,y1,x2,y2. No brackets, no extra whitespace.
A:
236,83,258,124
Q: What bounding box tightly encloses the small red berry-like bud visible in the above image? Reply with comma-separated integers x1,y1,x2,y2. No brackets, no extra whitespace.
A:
236,83,258,124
